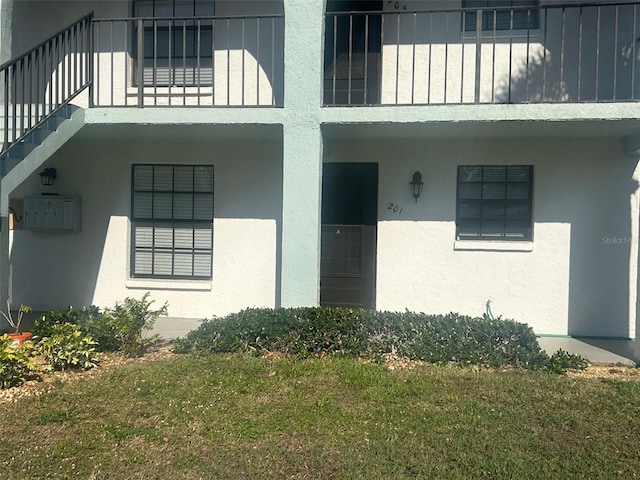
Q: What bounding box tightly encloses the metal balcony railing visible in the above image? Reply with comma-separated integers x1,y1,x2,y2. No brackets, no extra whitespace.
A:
324,2,640,106
0,13,93,157
92,14,284,107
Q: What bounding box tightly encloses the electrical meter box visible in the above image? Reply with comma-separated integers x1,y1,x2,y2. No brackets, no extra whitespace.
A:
24,196,82,232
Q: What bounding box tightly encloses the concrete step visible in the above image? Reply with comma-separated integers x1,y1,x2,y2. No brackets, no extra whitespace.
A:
0,105,77,176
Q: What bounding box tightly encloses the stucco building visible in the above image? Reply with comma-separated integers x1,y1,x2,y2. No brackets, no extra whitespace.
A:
1,0,640,346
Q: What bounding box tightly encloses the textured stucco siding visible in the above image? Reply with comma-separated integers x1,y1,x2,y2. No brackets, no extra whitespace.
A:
8,135,282,318
381,0,640,104
11,1,284,108
325,137,640,337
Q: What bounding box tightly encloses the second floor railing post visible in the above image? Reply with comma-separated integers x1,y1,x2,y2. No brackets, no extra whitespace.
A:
88,15,95,108
474,9,482,104
3,68,9,150
137,18,144,108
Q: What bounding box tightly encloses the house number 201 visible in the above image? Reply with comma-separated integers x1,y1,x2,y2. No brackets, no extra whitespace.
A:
387,203,403,214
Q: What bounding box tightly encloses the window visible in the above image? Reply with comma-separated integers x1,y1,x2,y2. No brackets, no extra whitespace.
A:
456,165,533,240
131,164,214,279
462,0,539,32
133,1,216,86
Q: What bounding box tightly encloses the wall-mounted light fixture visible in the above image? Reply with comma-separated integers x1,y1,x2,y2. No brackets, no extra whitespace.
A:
410,171,424,203
39,168,57,186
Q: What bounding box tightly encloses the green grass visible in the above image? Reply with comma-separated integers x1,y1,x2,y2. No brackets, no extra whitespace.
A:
1,354,639,479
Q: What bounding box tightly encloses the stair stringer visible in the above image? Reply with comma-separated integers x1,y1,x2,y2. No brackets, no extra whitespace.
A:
0,106,86,215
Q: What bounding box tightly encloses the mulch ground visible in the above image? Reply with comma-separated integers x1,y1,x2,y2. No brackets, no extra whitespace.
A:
1,347,638,404
0,343,176,404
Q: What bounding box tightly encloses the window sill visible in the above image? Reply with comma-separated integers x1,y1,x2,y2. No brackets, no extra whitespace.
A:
126,278,212,291
454,240,534,252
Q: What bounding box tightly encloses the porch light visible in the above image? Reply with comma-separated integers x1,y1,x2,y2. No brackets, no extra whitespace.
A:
39,168,56,186
410,171,424,203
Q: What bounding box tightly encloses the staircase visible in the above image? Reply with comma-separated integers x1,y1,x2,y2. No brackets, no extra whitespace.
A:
0,105,85,213
0,13,93,194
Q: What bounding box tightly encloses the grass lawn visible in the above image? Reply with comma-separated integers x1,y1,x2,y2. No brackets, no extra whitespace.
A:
1,353,639,479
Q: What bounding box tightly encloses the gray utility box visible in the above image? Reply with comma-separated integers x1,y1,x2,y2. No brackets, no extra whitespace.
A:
24,196,82,232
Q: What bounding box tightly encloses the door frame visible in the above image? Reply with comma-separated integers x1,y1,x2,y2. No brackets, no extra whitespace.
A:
320,162,378,309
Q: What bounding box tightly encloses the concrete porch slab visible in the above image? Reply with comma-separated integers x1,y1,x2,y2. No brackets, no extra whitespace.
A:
151,317,206,340
537,337,637,366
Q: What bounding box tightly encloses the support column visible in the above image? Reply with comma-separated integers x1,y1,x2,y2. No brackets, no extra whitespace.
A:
0,0,13,327
280,0,325,307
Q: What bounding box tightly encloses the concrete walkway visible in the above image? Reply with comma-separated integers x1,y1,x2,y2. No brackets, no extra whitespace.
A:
153,317,638,366
537,337,637,366
151,317,205,341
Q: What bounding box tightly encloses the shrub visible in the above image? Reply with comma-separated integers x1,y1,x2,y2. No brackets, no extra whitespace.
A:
527,348,590,374
173,307,582,371
35,293,168,356
37,323,99,372
105,293,168,357
0,334,34,388
33,306,117,352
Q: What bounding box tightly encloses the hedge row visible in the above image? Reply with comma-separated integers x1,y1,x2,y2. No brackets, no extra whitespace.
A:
173,307,587,372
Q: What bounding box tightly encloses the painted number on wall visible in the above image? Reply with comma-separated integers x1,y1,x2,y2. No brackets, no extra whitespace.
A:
387,0,407,10
387,203,403,214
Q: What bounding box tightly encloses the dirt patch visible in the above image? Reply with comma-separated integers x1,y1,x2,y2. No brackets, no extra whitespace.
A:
0,343,176,404
567,365,640,380
3,349,639,404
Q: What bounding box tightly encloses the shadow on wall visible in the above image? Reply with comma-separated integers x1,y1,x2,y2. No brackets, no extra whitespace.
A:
9,140,114,311
566,162,639,337
324,138,640,338
10,1,286,107
498,5,640,103
8,130,284,312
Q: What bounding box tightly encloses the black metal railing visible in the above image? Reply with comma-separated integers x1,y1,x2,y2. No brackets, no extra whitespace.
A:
324,2,640,106
1,13,93,157
92,14,284,107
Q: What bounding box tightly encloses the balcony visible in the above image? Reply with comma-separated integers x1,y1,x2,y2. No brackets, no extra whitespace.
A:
0,11,285,159
323,2,640,106
93,13,284,107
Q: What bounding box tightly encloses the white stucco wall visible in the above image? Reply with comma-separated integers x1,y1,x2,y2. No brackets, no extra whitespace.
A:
11,0,284,108
8,133,282,318
379,0,640,104
325,137,639,338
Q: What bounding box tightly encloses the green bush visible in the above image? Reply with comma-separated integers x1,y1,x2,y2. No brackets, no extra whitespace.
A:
37,323,99,372
35,294,168,356
173,307,580,371
33,306,118,352
526,348,590,374
105,293,168,357
32,307,79,337
0,334,34,388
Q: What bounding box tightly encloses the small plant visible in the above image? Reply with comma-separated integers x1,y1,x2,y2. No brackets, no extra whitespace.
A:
37,323,99,372
32,306,83,338
106,293,168,357
0,334,34,388
1,302,32,334
547,348,589,373
34,306,117,352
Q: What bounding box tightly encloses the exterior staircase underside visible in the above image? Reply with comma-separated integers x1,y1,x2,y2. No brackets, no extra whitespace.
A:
0,105,85,214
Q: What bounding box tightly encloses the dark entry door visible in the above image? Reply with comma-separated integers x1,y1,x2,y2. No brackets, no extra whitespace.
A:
321,163,378,309
324,0,383,105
